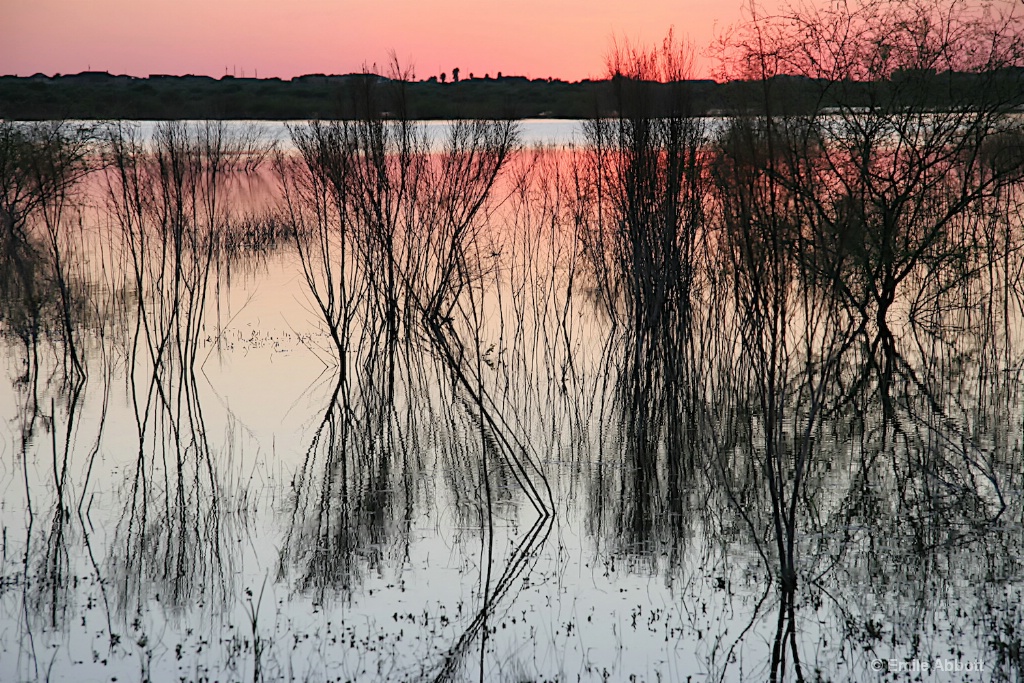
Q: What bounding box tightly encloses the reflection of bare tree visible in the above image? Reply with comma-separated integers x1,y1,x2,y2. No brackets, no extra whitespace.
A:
563,36,715,578
103,122,261,611
0,121,101,656
276,363,420,601
678,234,1024,681
581,329,704,574
1,45,1022,683
1,314,122,683
428,512,554,683
670,4,1024,678
275,68,562,683
543,5,1024,677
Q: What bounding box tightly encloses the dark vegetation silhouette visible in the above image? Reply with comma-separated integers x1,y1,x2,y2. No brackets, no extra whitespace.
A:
703,1,1024,679
10,61,1021,121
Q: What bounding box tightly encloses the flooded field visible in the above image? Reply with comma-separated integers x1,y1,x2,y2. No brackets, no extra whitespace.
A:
1,111,1023,683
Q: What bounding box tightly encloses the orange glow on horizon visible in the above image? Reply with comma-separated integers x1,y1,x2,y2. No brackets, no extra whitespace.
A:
2,0,768,81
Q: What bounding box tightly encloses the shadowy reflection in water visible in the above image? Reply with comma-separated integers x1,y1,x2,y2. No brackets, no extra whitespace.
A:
0,110,1023,681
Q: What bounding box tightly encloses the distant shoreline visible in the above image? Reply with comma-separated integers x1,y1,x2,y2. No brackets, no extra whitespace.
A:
0,72,716,120
2,70,1021,121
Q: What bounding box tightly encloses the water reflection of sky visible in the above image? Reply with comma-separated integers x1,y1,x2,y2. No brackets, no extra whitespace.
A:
1,127,1022,681
69,119,590,151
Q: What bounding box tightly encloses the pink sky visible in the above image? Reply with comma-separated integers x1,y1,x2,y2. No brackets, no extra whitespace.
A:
2,0,759,81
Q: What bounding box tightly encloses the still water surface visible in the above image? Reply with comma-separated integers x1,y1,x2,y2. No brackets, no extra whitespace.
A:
0,119,1022,682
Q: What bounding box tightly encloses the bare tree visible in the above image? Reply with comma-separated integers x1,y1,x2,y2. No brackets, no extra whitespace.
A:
578,31,708,349
0,121,93,381
724,0,1024,341
710,3,1024,679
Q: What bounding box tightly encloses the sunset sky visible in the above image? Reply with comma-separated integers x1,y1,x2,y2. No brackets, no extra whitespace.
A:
2,0,766,81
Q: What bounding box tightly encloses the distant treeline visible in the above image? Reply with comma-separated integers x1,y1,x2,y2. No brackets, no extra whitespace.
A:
1,70,1022,120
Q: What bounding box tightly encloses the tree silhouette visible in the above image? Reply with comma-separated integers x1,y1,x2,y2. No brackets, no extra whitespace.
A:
440,72,446,83
721,0,1024,339
452,67,460,83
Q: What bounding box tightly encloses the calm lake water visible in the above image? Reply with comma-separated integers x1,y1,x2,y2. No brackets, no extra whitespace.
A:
1,118,1022,682
67,119,591,150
